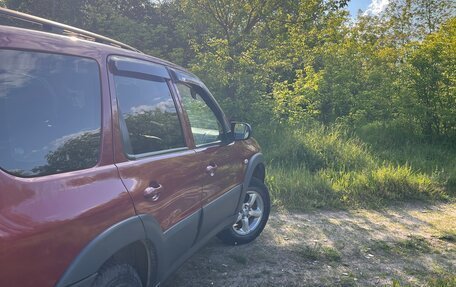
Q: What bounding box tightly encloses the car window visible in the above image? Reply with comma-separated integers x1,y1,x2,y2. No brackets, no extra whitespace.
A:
0,49,101,177
177,83,223,146
114,75,185,155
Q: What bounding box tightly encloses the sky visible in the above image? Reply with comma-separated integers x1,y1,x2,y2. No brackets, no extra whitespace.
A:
347,0,390,17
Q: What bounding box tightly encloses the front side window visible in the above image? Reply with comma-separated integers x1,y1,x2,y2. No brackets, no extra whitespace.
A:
114,75,185,155
177,83,223,146
0,50,101,177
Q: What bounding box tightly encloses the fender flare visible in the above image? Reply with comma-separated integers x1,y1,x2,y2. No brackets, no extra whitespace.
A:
236,153,265,212
55,215,163,287
137,214,166,282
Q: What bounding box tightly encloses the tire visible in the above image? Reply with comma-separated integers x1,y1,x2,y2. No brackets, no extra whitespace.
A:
91,264,142,287
217,178,270,245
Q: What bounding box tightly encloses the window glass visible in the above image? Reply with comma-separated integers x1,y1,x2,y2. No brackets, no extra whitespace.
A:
0,50,101,177
114,75,185,155
177,83,222,146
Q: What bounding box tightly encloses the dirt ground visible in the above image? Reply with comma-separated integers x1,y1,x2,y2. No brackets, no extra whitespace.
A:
164,203,456,287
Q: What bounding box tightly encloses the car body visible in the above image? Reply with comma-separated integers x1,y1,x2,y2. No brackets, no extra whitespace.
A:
0,8,269,287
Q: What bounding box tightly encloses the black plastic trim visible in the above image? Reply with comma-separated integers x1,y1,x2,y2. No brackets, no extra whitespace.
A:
136,215,166,283
109,56,170,79
55,216,147,287
140,185,243,285
66,273,96,287
168,68,200,84
199,185,242,239
236,153,265,212
162,209,201,270
159,214,238,285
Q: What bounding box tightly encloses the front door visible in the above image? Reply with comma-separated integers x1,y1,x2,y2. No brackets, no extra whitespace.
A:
175,82,245,238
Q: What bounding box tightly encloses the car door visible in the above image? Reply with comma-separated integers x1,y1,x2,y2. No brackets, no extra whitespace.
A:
108,56,204,267
173,72,246,238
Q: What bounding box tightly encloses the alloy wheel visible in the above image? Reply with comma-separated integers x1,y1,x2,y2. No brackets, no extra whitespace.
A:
232,190,264,236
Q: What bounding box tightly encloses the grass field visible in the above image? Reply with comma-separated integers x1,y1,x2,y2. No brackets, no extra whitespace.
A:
164,123,456,286
255,121,456,210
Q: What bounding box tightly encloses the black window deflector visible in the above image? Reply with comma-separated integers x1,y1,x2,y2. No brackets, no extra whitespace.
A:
169,69,201,85
109,56,170,79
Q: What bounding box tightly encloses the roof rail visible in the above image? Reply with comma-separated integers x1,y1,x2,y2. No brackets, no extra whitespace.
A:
0,7,142,53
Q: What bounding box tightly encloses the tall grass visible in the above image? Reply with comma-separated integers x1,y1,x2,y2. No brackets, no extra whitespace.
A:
255,121,455,210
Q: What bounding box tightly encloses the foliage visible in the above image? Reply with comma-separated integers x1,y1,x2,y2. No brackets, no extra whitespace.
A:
3,0,455,209
296,242,341,262
408,18,456,140
257,121,453,209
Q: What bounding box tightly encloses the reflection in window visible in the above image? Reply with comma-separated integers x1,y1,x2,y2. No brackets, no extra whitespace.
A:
114,76,185,155
177,84,222,146
0,50,101,177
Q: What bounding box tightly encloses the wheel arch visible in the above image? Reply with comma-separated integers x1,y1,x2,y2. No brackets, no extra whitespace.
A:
237,153,265,212
99,240,150,287
251,162,265,183
55,215,163,287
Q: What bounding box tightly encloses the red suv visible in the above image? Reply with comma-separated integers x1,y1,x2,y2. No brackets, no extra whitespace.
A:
0,8,270,287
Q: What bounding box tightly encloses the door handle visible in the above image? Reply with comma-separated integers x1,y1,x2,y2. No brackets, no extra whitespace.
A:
144,184,163,201
206,164,218,177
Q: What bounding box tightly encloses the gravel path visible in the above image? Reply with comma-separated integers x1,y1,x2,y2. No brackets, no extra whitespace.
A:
165,203,456,287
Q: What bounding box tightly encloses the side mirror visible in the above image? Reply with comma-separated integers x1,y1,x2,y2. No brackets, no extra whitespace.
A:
231,122,252,141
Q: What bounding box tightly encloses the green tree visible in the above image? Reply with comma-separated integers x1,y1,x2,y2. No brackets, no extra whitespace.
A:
179,0,288,120
5,0,87,25
385,0,455,43
413,0,455,34
271,1,364,124
408,18,456,140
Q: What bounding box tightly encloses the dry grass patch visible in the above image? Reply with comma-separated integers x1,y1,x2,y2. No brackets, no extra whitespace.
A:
165,203,456,287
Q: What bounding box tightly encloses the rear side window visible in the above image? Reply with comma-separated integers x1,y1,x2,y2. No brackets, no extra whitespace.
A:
114,75,185,156
0,50,101,177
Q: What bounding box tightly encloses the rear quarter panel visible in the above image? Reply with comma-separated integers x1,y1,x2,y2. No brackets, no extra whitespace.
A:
0,26,136,286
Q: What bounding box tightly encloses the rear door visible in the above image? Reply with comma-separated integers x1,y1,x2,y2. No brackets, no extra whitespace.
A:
108,57,204,266
173,72,246,238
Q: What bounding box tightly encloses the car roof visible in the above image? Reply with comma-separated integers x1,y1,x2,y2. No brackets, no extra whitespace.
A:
0,24,190,75
0,7,206,90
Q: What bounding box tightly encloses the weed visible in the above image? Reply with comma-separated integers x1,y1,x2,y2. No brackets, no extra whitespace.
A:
392,279,405,287
426,276,456,287
396,235,432,254
369,240,393,254
255,121,455,210
370,236,433,256
438,232,456,243
322,246,342,262
295,242,341,262
391,275,456,287
296,244,320,261
338,276,357,287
